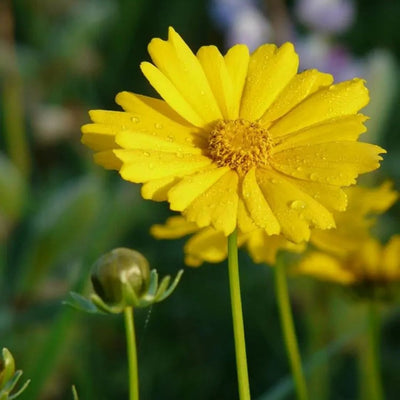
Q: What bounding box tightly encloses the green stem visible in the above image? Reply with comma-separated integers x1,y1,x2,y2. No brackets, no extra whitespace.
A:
227,229,251,400
365,302,384,400
124,307,139,400
274,256,308,400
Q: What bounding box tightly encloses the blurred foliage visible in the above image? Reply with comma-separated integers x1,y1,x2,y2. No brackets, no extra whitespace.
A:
0,0,399,399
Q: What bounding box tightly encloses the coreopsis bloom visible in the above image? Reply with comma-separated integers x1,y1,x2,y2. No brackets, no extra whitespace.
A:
82,27,385,243
297,236,400,288
151,215,304,267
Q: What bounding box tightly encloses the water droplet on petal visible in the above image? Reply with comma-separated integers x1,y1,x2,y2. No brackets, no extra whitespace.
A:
290,200,307,210
130,116,140,123
176,152,184,159
154,122,163,129
310,172,318,181
143,151,150,157
167,135,174,142
148,163,154,169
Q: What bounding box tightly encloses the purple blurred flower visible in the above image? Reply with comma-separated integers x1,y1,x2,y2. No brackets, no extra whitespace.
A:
295,35,364,82
295,0,355,34
210,0,271,51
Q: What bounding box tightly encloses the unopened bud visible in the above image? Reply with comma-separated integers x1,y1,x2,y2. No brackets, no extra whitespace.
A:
0,348,15,389
91,248,150,305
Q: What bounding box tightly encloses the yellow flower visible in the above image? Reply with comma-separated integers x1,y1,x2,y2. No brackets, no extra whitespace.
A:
151,215,304,267
297,236,400,286
82,27,385,242
310,182,398,257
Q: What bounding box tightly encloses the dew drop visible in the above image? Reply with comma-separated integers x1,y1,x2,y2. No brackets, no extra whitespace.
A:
148,163,154,169
200,90,205,96
154,122,163,129
176,152,184,159
130,116,140,123
167,135,174,142
143,151,150,157
289,200,306,210
309,172,318,181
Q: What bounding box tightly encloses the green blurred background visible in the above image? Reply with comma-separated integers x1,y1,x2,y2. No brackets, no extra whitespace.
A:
1,0,400,399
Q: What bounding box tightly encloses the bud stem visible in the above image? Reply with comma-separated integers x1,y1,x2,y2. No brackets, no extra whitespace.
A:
275,255,309,400
227,229,251,400
365,301,384,400
124,307,139,400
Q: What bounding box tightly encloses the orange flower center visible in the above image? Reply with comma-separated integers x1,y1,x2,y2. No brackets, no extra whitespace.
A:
208,119,273,174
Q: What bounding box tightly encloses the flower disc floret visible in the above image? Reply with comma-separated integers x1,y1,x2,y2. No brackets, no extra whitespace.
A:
208,119,273,174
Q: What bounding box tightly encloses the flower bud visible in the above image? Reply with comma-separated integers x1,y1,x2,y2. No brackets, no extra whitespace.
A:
0,348,15,390
91,248,150,305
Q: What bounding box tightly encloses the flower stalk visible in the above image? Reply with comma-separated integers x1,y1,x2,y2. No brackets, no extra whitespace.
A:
227,229,251,400
124,307,139,400
275,255,309,400
365,301,384,400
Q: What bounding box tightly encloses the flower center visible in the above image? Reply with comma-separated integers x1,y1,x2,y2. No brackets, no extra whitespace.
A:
208,119,273,174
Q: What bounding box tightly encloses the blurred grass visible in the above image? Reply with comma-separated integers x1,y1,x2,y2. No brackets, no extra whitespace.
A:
0,0,400,399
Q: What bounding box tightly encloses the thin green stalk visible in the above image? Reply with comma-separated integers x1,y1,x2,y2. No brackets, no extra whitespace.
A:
124,307,139,400
227,229,251,400
365,302,384,400
274,256,308,400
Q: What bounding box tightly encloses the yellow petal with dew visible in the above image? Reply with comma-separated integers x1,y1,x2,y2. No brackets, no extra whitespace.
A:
116,91,193,127
242,168,280,235
141,176,179,201
115,149,212,182
269,78,369,137
224,44,249,118
184,170,239,235
150,215,199,239
146,27,222,125
260,69,333,125
197,45,236,119
240,42,299,121
115,130,204,154
168,166,230,211
273,114,368,152
256,169,335,243
237,196,258,233
271,141,385,186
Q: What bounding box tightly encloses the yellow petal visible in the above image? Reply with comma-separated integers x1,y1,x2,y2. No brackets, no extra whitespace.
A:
141,176,179,201
246,231,305,265
273,114,368,152
150,215,199,239
168,166,229,211
382,235,400,279
116,91,192,126
140,61,205,127
271,142,385,186
184,170,239,235
184,227,228,266
115,149,212,182
241,168,280,235
256,169,335,243
260,69,333,125
269,78,369,137
274,175,347,212
296,252,356,284
240,42,299,121
224,44,249,117
197,45,236,119
145,27,222,126
115,130,204,154
81,131,119,152
237,196,258,233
